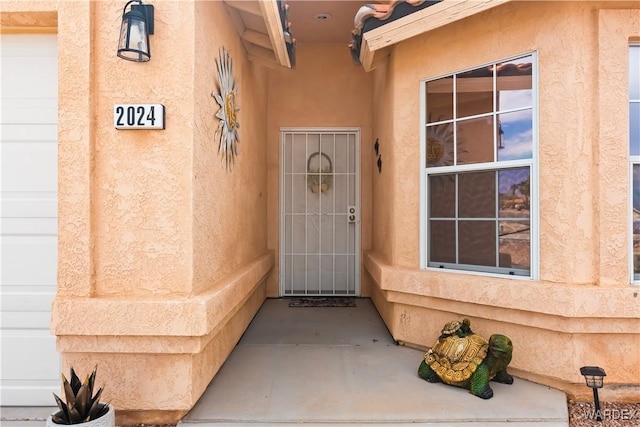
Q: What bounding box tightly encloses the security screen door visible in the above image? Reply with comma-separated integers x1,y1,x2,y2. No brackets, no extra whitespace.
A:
280,129,360,296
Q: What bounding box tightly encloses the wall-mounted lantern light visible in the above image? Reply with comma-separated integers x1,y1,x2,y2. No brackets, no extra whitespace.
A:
117,0,154,62
580,366,606,422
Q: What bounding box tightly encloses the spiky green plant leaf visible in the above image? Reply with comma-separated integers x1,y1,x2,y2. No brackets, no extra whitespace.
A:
68,407,83,424
51,412,68,425
52,393,69,424
69,368,82,395
50,367,108,425
87,403,108,422
62,374,75,407
90,386,103,406
74,383,89,418
87,368,96,395
87,386,109,421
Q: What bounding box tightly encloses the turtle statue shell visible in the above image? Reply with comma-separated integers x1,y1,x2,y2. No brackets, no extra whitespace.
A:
419,319,514,399
440,320,463,336
424,333,488,386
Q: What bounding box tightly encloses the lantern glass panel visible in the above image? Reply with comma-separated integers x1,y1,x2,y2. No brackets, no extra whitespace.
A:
117,8,150,62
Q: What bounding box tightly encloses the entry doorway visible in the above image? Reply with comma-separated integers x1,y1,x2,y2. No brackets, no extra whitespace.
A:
280,128,360,296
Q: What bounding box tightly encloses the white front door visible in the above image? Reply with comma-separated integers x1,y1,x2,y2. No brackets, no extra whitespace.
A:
1,33,60,405
280,129,360,296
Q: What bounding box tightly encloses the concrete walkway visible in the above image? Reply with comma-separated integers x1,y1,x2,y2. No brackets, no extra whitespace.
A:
0,298,569,427
178,298,569,426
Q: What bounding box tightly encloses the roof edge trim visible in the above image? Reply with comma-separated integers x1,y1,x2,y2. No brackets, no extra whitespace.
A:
359,0,511,71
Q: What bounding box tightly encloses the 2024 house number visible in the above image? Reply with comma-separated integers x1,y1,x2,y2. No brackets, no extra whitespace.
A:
114,104,165,129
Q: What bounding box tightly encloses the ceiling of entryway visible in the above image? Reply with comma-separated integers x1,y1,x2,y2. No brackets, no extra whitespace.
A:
222,0,512,71
285,0,366,43
222,0,365,68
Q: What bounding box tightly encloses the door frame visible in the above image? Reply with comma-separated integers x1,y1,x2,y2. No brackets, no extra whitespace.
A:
279,127,361,297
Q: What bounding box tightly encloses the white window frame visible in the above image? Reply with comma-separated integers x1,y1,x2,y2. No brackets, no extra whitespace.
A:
629,43,640,284
420,52,539,280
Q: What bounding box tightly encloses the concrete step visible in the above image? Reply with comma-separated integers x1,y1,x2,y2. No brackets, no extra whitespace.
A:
1,406,55,427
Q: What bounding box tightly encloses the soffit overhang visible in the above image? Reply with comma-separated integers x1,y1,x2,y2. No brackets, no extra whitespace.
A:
223,0,294,69
355,0,512,72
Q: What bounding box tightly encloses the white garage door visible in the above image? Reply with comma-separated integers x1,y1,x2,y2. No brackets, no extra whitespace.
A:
1,33,60,406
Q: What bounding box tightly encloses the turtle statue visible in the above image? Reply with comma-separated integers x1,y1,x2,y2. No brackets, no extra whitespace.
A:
417,318,514,399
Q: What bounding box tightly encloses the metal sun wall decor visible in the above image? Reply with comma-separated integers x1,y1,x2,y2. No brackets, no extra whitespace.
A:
211,47,240,171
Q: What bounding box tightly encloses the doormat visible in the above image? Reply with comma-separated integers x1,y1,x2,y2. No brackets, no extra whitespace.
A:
288,297,356,308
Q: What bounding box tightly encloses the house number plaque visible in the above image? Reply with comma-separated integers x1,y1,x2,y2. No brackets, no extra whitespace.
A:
114,104,165,129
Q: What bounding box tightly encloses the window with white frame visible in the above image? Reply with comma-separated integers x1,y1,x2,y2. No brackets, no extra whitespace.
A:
421,53,536,277
630,44,640,283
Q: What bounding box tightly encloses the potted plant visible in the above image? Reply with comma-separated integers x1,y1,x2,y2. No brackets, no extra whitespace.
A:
46,366,114,427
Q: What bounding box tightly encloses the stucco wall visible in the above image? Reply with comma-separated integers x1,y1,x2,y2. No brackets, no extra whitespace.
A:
90,0,195,297
193,0,270,296
0,0,273,421
370,58,395,264
366,1,640,401
265,42,374,296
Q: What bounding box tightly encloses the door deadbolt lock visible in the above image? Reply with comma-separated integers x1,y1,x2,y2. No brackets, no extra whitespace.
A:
348,206,357,223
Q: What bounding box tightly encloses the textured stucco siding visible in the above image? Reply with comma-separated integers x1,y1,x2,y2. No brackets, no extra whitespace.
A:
366,1,640,402
2,0,273,422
